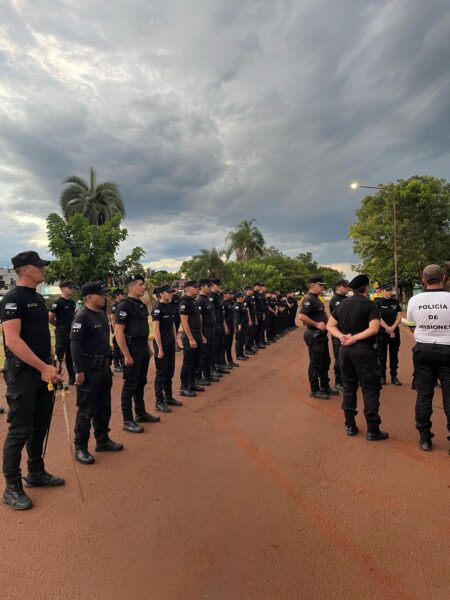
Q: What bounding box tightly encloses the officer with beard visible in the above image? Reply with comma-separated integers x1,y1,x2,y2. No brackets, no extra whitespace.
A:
329,279,349,390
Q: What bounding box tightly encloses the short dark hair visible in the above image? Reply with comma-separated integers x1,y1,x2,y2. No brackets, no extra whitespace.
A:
353,285,368,294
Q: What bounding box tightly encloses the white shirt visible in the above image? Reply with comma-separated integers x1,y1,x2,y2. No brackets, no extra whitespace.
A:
406,290,450,345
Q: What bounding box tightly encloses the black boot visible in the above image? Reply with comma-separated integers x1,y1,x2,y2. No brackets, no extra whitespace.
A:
24,470,65,487
2,481,33,510
156,401,172,413
195,378,211,386
95,439,124,452
180,387,196,397
419,431,434,451
135,412,161,423
345,422,359,437
165,396,183,407
391,376,402,386
190,383,205,392
366,428,389,441
123,420,144,433
75,448,96,464
0,406,5,414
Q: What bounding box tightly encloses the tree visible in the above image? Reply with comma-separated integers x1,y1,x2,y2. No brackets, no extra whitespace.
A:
225,260,283,291
60,166,125,225
45,213,145,285
180,248,230,280
260,255,310,290
148,270,181,287
317,266,346,289
349,176,450,294
225,219,265,261
295,252,319,273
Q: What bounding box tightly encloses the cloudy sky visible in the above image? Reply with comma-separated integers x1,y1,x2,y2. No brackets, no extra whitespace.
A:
1,0,450,274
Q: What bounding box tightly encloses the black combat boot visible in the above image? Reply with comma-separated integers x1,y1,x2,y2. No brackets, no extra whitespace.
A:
419,432,434,451
24,470,65,487
2,481,33,510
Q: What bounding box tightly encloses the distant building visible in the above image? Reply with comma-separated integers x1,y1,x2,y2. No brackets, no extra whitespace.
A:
0,268,18,293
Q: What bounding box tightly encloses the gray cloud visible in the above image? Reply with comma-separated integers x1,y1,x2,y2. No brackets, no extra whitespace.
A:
1,0,450,268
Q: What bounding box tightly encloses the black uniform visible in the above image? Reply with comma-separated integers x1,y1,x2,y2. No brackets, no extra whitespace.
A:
115,297,151,421
1,287,53,484
374,297,401,379
223,298,235,364
209,291,226,369
329,293,348,386
300,293,330,392
332,296,382,430
49,296,76,382
71,308,112,449
151,301,176,402
197,293,215,379
254,291,266,346
170,293,181,339
266,297,277,341
234,301,249,358
245,293,257,352
179,295,203,389
110,301,123,368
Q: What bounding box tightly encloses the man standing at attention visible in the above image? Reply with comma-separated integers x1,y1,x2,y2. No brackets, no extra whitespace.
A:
299,276,339,400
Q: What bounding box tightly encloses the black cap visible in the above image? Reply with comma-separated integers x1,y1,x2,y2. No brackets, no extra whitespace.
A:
154,284,173,295
244,285,253,291
210,278,222,286
223,288,233,294
111,288,125,297
81,281,107,296
60,280,77,289
11,251,50,269
235,291,244,298
335,279,349,287
125,274,145,285
349,274,370,289
308,275,325,285
381,282,393,290
197,278,211,286
184,280,199,289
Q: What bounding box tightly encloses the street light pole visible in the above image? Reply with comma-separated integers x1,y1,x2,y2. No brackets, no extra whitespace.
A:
350,182,399,295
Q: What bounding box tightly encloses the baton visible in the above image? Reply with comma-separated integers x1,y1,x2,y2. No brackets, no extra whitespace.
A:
46,377,85,502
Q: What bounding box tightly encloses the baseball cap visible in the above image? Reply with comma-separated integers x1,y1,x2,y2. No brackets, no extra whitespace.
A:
349,274,370,289
184,280,199,289
335,279,349,287
12,251,50,269
210,278,222,286
422,264,445,283
125,274,145,285
197,278,211,286
154,284,173,295
60,280,77,289
81,281,107,296
381,282,393,291
308,275,325,285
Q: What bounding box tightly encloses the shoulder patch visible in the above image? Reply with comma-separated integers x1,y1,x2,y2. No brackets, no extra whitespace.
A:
51,303,57,309
72,322,82,330
5,303,17,310
119,311,127,317
154,309,160,315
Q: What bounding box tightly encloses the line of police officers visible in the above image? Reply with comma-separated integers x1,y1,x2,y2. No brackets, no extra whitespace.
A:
0,253,297,510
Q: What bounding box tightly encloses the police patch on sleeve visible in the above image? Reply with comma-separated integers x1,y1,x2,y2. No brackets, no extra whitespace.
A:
5,303,17,310
154,309,160,314
72,322,82,330
119,311,127,317
51,303,57,309
180,305,186,312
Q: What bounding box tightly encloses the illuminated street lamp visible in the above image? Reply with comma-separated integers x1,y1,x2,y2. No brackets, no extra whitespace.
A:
350,182,398,294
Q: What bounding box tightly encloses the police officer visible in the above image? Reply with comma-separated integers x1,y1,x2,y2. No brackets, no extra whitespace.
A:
266,291,278,343
179,280,206,396
329,279,349,390
210,278,230,374
71,282,124,464
244,285,257,355
48,280,77,387
234,291,249,360
152,285,183,412
374,283,402,386
299,276,339,400
170,286,182,351
0,251,64,510
115,274,159,433
223,289,239,368
196,278,218,383
253,282,267,349
110,288,125,372
327,274,388,441
405,264,450,452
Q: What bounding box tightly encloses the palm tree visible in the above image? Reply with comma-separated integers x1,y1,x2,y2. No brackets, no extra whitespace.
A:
181,248,230,279
60,166,125,225
225,219,265,261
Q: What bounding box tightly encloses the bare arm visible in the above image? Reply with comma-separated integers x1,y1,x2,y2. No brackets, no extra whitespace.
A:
326,315,343,340
3,320,62,383
48,312,56,326
298,314,326,330
153,320,163,358
181,314,197,348
114,323,133,366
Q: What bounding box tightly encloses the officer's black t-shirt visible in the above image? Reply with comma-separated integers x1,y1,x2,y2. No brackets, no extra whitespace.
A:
235,302,248,326
373,297,401,327
197,294,216,327
329,293,347,314
49,296,76,329
209,291,225,324
179,295,202,331
245,294,256,319
70,307,111,371
114,297,150,338
151,301,175,336
299,293,328,330
332,295,380,344
254,291,265,315
223,299,235,328
0,286,51,362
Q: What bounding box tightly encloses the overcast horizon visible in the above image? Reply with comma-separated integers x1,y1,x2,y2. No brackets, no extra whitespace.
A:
1,0,450,275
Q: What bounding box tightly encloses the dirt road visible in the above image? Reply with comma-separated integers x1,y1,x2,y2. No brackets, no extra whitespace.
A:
0,328,449,600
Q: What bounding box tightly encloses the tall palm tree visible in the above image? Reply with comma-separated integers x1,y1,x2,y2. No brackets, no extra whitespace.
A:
182,248,230,279
60,166,125,225
225,219,265,261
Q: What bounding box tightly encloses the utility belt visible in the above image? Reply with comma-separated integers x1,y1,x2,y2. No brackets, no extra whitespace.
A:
82,352,111,369
3,355,51,379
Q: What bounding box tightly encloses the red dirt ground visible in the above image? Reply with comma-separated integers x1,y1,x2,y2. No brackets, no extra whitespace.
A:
0,326,449,600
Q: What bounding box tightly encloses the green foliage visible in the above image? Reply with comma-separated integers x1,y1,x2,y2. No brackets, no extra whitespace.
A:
181,248,230,280
349,175,450,288
225,261,283,290
45,213,145,285
317,266,345,288
147,270,181,286
260,255,310,290
60,166,125,225
225,219,265,261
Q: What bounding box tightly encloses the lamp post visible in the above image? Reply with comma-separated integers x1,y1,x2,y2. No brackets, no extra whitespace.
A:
350,182,398,295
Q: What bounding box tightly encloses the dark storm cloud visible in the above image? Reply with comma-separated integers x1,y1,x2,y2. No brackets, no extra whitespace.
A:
1,0,450,268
